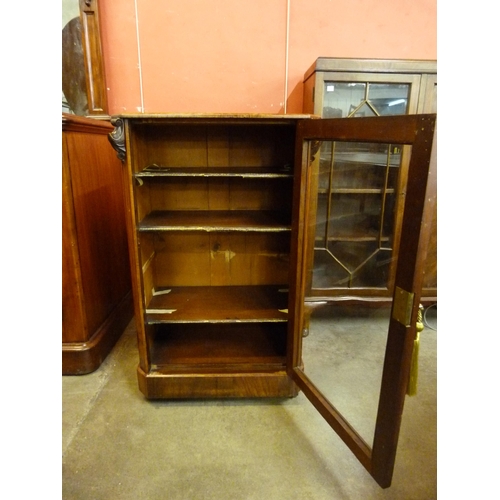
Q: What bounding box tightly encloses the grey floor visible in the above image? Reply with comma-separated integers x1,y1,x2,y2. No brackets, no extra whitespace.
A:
62,306,437,500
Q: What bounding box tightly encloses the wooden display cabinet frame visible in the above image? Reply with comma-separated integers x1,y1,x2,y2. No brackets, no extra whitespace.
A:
302,58,437,302
112,115,305,399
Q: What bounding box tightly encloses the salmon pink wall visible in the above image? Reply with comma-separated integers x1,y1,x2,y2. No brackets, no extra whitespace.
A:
99,0,436,115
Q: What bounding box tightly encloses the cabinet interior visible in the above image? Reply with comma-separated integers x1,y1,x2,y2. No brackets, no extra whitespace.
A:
129,121,296,372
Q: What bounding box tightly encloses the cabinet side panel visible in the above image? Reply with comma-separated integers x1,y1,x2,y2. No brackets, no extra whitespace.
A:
62,134,87,342
123,120,151,371
417,74,437,114
135,183,152,222
142,253,155,308
302,74,316,115
65,129,131,338
422,206,437,290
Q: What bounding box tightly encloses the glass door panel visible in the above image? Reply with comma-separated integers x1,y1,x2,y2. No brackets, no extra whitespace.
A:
312,140,403,290
290,114,437,488
302,303,390,445
323,81,410,118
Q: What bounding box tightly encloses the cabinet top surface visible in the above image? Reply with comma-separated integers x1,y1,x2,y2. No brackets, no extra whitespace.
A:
62,112,113,132
304,57,437,80
114,113,315,121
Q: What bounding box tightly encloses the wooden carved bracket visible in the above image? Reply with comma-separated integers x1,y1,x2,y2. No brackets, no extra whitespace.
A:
108,118,126,162
310,140,322,161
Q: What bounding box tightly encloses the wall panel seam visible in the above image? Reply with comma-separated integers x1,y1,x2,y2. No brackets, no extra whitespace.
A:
135,0,145,112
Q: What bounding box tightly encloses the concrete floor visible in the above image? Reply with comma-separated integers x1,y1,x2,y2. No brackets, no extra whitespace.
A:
62,306,437,499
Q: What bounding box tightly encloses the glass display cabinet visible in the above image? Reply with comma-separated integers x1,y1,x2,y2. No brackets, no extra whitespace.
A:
303,58,437,301
109,112,436,489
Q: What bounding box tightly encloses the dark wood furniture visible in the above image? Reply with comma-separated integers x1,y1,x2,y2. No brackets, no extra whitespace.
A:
110,113,436,488
63,113,133,374
302,58,437,302
63,0,108,117
78,0,108,116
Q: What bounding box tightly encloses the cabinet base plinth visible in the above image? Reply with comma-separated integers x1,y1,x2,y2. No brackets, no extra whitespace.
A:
62,292,133,375
137,366,298,399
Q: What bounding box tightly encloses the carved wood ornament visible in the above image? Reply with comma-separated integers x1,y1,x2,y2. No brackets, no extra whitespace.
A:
108,118,126,161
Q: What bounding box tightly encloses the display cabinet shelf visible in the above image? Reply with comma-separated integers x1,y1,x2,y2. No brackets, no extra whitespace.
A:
149,323,287,370
136,165,293,178
137,210,292,232
316,232,390,243
328,152,402,167
145,285,288,324
318,188,395,194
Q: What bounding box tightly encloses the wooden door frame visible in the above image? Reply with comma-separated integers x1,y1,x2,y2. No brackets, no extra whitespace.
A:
287,114,437,488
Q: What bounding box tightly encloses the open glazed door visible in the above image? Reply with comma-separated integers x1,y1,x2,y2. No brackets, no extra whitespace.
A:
288,114,436,488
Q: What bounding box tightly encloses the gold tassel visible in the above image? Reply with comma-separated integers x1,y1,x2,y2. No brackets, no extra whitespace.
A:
407,304,424,396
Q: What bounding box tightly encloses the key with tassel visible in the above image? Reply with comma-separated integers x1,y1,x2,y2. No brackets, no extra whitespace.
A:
407,304,424,396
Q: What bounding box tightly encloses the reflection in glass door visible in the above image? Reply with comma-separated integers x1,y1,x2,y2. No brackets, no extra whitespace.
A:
322,82,410,118
302,302,390,446
311,140,405,291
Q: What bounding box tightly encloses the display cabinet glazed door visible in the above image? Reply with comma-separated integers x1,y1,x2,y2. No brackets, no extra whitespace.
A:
288,114,436,488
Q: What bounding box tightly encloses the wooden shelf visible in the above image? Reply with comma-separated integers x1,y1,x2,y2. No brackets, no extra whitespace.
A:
321,151,401,167
145,285,289,324
318,188,395,195
136,165,293,178
316,235,390,243
138,210,291,232
149,322,288,367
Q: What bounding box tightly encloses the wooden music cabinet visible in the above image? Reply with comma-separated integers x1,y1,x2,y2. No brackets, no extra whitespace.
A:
109,113,436,488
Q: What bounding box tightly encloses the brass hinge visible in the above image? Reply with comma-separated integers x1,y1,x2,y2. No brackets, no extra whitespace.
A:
392,286,414,327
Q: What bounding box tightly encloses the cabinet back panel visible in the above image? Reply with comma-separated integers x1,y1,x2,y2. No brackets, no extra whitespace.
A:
207,126,230,166
144,233,290,286
150,323,287,366
131,125,208,169
227,126,295,167
130,124,295,170
139,178,293,212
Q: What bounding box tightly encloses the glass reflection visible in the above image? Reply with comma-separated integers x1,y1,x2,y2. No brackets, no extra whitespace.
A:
302,302,391,445
312,141,402,289
302,136,404,444
323,82,409,118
